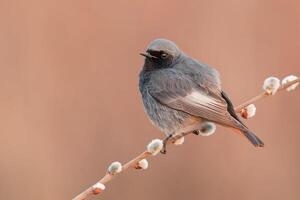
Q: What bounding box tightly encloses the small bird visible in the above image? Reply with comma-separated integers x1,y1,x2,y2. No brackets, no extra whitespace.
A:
139,39,264,153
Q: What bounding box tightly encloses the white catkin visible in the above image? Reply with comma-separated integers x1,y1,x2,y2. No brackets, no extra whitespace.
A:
198,122,216,136
137,159,149,169
242,104,256,119
147,139,163,156
92,183,105,191
107,161,122,175
281,75,299,91
263,77,280,95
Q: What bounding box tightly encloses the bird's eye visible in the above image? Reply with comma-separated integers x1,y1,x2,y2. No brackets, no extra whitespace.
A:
161,53,168,59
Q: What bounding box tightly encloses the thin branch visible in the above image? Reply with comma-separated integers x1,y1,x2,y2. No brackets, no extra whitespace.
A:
235,77,300,112
73,76,299,200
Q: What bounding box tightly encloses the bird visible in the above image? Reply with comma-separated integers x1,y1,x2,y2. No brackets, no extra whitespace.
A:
139,38,264,153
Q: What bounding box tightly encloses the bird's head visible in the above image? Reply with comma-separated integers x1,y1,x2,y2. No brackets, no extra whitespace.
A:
140,39,181,69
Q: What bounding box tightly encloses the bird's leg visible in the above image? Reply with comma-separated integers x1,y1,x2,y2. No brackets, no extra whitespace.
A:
176,123,203,136
160,134,173,154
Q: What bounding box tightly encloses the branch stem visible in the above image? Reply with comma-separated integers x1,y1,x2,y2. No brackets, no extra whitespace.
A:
73,76,299,200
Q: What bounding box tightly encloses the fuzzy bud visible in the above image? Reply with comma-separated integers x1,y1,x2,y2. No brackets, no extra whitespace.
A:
281,75,299,91
241,104,256,119
263,76,280,95
173,136,185,145
107,161,122,175
197,122,216,136
147,139,163,156
135,159,149,170
92,183,105,194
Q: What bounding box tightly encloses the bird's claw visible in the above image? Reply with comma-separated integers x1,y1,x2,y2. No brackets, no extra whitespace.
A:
160,149,167,154
193,130,199,135
160,134,173,155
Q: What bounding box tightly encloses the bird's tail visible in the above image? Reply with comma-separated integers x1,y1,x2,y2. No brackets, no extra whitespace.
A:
221,91,264,147
240,128,264,147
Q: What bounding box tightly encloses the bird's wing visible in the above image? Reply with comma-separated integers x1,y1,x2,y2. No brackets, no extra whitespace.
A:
149,69,236,127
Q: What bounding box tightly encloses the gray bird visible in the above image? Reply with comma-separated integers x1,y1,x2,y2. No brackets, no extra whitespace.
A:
139,39,264,153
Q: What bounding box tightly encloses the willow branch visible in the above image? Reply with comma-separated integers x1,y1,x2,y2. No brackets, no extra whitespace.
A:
235,77,300,112
73,76,299,200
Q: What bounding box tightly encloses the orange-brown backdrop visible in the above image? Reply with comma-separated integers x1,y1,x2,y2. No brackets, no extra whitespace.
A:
0,0,299,199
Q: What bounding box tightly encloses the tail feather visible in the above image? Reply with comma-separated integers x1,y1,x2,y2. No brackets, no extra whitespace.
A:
241,129,264,147
220,91,264,147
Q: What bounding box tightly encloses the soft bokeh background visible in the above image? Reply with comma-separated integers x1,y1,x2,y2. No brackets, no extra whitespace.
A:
0,0,299,199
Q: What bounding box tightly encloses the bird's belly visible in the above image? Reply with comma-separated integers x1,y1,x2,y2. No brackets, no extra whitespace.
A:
142,93,190,136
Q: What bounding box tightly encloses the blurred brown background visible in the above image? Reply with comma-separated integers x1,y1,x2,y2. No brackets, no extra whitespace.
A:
0,0,299,199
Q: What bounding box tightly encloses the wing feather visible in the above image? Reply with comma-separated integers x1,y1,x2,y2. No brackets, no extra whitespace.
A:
148,69,236,127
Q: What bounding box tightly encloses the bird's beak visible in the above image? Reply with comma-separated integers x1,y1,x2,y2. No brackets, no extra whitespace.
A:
140,52,157,59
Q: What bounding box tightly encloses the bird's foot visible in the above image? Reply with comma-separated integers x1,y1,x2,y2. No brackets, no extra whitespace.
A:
160,134,173,154
160,149,167,154
193,130,200,135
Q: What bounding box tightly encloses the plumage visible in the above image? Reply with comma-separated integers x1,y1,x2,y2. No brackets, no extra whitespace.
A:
139,39,264,147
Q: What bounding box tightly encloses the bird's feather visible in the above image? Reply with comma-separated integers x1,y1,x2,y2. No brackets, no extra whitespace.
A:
140,40,264,147
148,67,238,128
